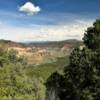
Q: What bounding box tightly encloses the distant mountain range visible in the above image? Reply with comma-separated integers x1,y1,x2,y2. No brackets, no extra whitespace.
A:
26,39,82,48
0,39,83,64
0,39,26,48
0,39,83,48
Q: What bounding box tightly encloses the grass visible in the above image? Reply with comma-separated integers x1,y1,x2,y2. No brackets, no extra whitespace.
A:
26,56,69,81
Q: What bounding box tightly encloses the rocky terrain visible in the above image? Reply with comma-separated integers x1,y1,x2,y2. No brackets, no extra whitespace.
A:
0,39,82,65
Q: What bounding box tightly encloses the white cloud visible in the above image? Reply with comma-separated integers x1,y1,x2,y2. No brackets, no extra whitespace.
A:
19,2,41,15
0,19,93,42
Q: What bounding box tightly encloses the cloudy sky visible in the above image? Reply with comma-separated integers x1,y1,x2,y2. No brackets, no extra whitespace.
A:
0,0,100,42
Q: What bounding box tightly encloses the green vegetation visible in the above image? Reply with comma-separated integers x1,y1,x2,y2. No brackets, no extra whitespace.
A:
45,19,100,100
26,56,69,81
0,18,99,100
28,39,82,48
0,46,69,99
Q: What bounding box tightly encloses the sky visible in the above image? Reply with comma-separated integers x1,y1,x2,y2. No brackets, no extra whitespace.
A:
0,0,100,42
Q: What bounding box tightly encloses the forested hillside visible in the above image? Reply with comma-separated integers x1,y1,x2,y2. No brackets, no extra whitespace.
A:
0,39,72,99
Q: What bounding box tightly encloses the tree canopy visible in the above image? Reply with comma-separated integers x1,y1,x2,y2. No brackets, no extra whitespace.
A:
45,19,100,100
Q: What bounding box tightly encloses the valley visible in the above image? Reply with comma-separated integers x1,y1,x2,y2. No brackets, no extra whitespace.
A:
0,39,82,65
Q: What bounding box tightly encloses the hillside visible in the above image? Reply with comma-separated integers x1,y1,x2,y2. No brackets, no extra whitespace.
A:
0,39,26,48
0,39,82,65
27,39,83,48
